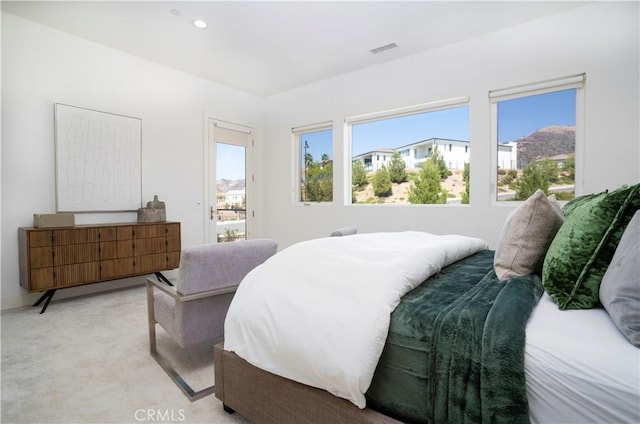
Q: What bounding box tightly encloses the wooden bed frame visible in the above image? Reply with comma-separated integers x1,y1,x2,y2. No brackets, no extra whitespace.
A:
214,343,401,424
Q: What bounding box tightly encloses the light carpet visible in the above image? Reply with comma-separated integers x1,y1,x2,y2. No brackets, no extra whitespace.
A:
1,284,250,424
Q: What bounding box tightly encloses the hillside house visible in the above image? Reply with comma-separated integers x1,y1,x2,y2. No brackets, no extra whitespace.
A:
396,138,469,171
498,142,518,170
353,139,470,173
224,189,245,206
352,148,396,173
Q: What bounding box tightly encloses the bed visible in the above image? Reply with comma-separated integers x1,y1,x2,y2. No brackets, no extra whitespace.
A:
215,185,640,423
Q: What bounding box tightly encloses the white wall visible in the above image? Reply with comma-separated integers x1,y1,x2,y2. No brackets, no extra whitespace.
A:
2,2,639,310
260,2,639,249
1,12,262,309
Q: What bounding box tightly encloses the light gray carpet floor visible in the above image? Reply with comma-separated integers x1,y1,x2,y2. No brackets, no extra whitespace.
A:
1,284,250,424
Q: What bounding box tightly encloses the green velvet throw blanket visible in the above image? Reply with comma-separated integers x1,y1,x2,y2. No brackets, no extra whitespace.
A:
429,266,544,424
366,250,544,424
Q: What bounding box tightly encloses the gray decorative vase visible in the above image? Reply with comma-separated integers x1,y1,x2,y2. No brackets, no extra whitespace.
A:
137,195,167,223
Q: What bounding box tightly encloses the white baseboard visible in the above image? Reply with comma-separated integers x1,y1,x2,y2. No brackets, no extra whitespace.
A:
1,277,148,312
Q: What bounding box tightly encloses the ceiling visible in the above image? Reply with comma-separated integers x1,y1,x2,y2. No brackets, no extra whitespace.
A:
2,1,589,97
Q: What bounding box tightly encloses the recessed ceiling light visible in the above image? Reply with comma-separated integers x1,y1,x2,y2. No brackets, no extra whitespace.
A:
193,19,208,29
169,9,180,16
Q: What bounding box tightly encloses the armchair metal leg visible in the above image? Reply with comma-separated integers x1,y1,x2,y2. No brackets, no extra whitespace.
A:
150,342,216,401
146,281,215,402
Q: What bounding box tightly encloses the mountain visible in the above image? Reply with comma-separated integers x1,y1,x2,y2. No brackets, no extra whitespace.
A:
216,179,245,193
510,125,575,166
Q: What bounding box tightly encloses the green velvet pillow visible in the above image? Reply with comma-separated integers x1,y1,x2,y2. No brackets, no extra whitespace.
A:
542,183,640,309
561,190,607,217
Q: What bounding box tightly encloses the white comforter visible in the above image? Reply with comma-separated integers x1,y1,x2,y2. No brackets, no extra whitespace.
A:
224,231,487,407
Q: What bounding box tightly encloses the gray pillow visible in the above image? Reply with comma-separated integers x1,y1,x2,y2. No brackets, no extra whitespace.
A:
329,226,358,237
599,210,640,347
494,189,564,280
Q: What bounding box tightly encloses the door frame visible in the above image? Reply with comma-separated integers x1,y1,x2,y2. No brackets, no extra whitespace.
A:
203,115,254,243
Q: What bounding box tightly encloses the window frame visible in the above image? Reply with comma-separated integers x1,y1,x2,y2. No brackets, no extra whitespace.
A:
345,96,470,206
489,74,585,204
291,121,334,205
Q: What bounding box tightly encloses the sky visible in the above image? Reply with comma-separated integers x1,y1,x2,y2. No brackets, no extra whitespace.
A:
497,88,576,142
301,88,576,162
301,107,469,161
217,142,245,181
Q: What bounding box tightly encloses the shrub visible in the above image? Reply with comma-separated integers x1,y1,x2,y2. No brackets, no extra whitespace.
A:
304,161,333,201
500,169,517,186
515,161,549,200
430,146,451,179
461,162,470,204
352,160,368,189
388,152,407,184
408,161,447,204
372,165,392,197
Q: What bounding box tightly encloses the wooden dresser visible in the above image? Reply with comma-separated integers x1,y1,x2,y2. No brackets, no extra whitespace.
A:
18,222,181,312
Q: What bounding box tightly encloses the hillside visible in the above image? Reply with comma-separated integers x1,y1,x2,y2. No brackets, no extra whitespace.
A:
217,179,245,192
512,125,575,165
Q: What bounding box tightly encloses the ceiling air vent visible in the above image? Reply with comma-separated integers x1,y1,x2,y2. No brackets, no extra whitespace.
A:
370,43,398,54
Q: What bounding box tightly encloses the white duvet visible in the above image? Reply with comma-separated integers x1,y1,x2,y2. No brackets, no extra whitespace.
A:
224,231,488,408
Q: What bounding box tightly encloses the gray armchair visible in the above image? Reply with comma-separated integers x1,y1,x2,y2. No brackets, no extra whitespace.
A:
146,239,278,401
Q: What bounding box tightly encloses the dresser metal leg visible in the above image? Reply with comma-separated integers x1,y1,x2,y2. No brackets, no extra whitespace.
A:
33,289,56,314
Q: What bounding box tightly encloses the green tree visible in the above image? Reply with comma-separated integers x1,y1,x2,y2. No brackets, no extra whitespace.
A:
430,146,451,180
461,162,470,204
304,152,313,168
302,151,314,201
538,158,559,184
388,152,407,184
305,161,333,201
564,153,575,179
500,169,518,186
224,228,238,242
408,161,448,204
352,160,368,189
515,161,549,200
372,165,392,197
321,153,330,167
302,152,333,202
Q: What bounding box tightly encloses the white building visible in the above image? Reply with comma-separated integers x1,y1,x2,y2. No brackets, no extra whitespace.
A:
353,138,471,172
224,189,245,206
354,138,518,173
352,148,396,173
498,142,518,170
396,138,469,171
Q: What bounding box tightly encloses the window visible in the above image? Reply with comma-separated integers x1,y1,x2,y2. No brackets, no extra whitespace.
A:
491,74,584,202
293,123,333,203
347,98,470,205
